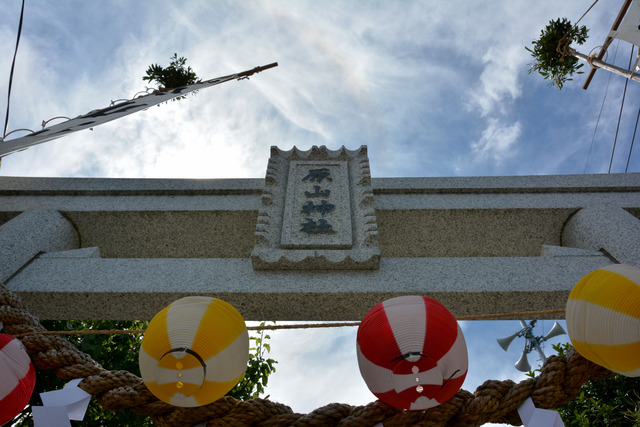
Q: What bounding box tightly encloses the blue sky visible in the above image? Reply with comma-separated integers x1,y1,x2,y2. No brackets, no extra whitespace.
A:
262,319,570,419
1,1,638,178
1,0,637,424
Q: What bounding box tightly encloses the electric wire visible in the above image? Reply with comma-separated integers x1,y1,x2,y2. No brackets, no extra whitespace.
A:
626,104,640,172
3,0,26,141
609,44,635,173
584,40,620,173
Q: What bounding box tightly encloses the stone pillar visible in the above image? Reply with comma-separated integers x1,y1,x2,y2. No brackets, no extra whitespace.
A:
562,205,640,268
0,209,79,282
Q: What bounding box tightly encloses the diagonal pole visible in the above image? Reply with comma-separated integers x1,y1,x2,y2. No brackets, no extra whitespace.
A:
0,62,278,158
574,50,640,83
582,0,632,89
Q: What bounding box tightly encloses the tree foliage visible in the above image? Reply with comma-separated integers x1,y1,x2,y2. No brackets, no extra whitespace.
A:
143,53,201,101
527,343,640,426
526,18,588,90
553,343,640,426
11,319,277,426
227,321,278,400
12,320,152,426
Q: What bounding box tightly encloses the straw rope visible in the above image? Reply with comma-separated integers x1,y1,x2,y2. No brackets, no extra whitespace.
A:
0,284,613,426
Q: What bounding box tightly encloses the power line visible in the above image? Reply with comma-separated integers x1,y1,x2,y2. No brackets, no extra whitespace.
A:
609,44,635,173
2,0,26,141
626,104,639,173
584,40,621,173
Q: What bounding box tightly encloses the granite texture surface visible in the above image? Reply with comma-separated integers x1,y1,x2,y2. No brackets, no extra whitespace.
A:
41,247,101,258
540,244,602,257
7,255,611,320
0,209,79,282
0,173,639,322
562,205,640,268
65,210,257,258
1,173,637,194
251,146,380,269
1,175,638,260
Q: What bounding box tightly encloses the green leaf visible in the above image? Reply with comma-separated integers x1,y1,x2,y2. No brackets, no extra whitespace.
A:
142,53,201,103
14,320,154,427
225,321,278,401
525,17,589,90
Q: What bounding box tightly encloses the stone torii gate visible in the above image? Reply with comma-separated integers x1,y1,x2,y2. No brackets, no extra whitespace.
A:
1,146,639,322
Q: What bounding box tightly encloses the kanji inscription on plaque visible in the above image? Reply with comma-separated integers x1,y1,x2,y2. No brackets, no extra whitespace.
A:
281,161,351,248
251,145,380,270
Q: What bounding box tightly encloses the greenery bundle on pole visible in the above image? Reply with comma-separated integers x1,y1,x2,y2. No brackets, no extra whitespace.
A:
143,53,201,101
526,18,589,90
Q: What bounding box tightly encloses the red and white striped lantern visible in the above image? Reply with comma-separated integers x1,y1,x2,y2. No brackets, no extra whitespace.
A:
356,296,468,410
0,334,36,425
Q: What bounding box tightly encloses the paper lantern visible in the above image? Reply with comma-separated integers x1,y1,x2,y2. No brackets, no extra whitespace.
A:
139,296,249,407
356,296,468,410
0,333,36,426
566,264,640,377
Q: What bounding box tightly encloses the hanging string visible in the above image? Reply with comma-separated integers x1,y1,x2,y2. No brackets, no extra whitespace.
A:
1,128,35,139
574,0,600,27
626,104,639,173
584,40,620,173
11,308,566,339
609,45,635,173
2,0,25,141
557,0,601,58
41,116,72,128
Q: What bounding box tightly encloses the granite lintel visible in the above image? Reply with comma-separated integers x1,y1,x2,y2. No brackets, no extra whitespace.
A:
7,255,612,320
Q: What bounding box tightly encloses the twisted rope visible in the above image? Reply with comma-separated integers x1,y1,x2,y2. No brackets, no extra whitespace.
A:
0,284,613,426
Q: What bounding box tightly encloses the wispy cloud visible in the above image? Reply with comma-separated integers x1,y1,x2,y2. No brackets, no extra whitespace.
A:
472,118,522,163
468,45,526,117
266,325,373,412
2,0,629,178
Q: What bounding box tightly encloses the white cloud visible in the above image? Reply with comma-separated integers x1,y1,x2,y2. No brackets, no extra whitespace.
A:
264,324,373,413
1,0,618,179
468,45,526,117
472,118,522,163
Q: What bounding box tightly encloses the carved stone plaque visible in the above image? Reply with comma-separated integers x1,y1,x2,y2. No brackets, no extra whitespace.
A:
251,146,380,270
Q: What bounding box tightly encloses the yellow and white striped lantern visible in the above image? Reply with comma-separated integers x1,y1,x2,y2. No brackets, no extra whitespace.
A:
139,296,249,407
566,264,640,377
